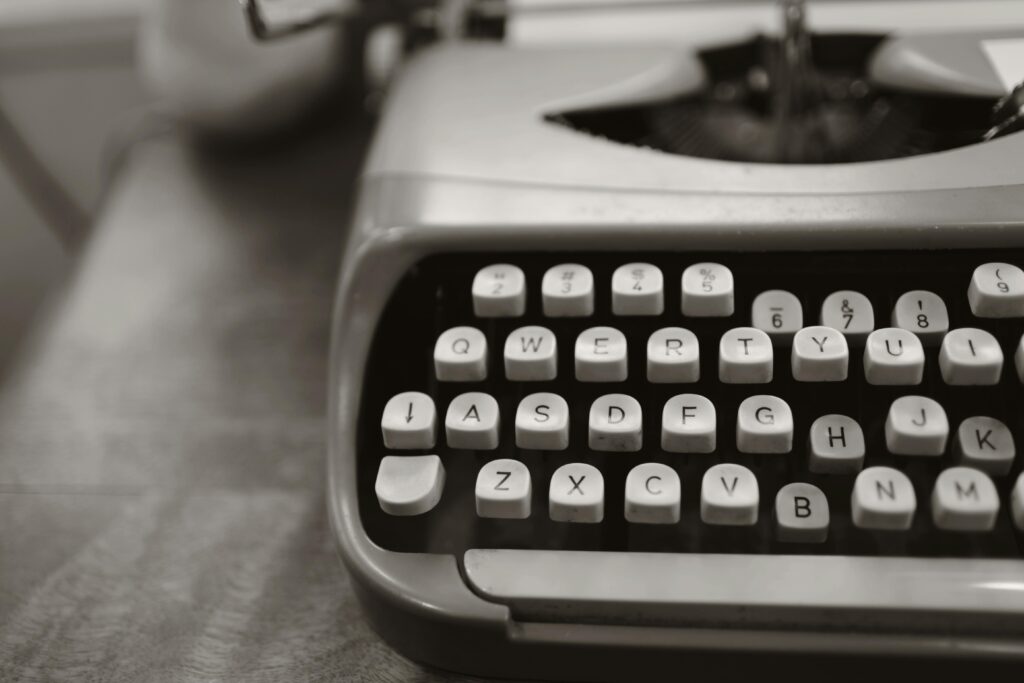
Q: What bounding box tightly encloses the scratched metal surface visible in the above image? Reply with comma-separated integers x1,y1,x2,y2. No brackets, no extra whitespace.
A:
0,118,486,682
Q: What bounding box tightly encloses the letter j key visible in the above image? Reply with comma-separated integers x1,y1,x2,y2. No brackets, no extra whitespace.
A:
885,396,948,456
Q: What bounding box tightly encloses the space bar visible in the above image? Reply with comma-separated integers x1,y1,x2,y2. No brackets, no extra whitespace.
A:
463,549,1024,631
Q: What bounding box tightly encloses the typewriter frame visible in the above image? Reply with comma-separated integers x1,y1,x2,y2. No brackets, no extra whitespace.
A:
329,43,1024,679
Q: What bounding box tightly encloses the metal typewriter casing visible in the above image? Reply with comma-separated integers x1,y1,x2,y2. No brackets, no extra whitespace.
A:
328,34,1024,680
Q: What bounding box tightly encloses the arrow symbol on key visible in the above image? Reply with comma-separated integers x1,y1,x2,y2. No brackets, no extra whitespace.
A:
406,403,414,423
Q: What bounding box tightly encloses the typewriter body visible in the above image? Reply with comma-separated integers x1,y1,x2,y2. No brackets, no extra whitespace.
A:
312,0,1024,678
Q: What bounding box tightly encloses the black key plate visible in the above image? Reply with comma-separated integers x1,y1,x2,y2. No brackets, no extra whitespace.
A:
356,251,1024,558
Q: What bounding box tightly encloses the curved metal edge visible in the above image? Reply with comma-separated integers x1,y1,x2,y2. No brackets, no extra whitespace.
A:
327,173,1024,677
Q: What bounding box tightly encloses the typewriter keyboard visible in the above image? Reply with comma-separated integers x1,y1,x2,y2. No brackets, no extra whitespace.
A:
359,252,1024,558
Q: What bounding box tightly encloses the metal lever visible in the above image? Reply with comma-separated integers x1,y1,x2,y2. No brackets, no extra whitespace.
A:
984,81,1024,141
241,0,358,40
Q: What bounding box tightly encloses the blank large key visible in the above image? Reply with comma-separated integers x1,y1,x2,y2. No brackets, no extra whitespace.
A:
852,466,916,530
955,416,1015,475
589,394,642,452
476,459,531,519
892,290,949,342
775,483,829,543
550,463,604,523
931,467,999,532
700,463,758,526
968,262,1024,318
473,264,525,317
885,396,949,456
864,328,924,385
375,455,445,516
381,391,436,449
938,328,1003,385
736,395,793,454
625,463,681,524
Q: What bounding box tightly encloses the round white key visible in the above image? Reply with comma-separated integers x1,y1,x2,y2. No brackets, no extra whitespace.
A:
852,466,915,530
719,327,773,384
752,290,802,338
775,483,829,543
885,396,949,456
625,463,681,524
515,393,569,450
820,290,874,340
968,262,1024,318
589,394,642,452
647,327,699,383
575,326,627,382
1013,473,1024,531
381,391,436,449
504,325,557,381
808,415,864,474
791,326,849,381
700,463,758,526
955,416,1015,475
863,328,924,385
472,264,525,317
661,393,716,453
737,395,793,453
892,290,948,343
612,263,664,315
549,463,603,523
938,328,1003,385
476,459,531,519
542,263,594,317
375,455,445,516
681,263,734,317
931,466,999,532
445,392,499,450
434,326,488,381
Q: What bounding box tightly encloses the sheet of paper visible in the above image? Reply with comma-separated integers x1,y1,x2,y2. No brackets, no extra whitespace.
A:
982,38,1024,92
508,1,1024,46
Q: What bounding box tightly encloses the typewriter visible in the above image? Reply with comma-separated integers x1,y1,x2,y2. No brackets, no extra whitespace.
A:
249,0,1024,678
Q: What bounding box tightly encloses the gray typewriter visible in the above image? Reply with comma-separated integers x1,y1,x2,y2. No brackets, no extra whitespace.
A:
249,0,1024,678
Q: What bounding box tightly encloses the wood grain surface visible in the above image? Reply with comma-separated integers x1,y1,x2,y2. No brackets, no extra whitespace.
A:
0,117,487,682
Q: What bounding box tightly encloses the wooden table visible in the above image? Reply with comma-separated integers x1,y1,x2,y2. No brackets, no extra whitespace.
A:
0,115,477,681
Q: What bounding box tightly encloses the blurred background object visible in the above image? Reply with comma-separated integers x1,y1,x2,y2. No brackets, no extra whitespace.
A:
138,0,345,137
0,0,148,375
0,0,349,378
